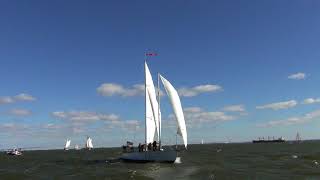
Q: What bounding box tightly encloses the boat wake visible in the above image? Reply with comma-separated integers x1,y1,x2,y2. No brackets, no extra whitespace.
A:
174,157,182,164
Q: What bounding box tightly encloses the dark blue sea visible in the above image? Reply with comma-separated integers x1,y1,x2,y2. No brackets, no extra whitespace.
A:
1,141,320,179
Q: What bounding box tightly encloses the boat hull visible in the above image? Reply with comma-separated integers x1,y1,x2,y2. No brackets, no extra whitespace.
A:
120,149,177,163
6,151,22,156
252,139,285,143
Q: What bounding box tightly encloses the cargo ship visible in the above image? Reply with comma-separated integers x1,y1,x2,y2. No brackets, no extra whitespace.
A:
252,136,285,143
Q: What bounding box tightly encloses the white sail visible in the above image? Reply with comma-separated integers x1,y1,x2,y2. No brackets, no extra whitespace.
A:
146,89,156,144
65,139,71,149
88,138,93,148
86,137,93,149
75,144,80,150
145,62,161,142
160,75,187,148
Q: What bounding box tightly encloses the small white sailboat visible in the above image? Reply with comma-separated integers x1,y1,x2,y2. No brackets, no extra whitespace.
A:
6,148,22,156
74,144,80,150
296,132,302,143
85,137,93,150
201,139,204,144
120,59,187,163
64,139,71,150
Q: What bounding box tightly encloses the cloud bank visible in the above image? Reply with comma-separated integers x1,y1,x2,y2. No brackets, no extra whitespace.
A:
256,100,297,110
97,83,222,97
258,109,320,127
0,93,36,105
9,109,32,116
52,111,120,123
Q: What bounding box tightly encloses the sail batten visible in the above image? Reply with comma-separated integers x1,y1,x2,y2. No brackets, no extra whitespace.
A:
160,75,187,148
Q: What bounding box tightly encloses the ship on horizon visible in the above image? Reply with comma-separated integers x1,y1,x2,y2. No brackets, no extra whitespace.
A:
252,136,285,143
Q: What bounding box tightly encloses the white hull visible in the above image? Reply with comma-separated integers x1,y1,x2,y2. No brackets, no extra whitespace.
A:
7,150,22,156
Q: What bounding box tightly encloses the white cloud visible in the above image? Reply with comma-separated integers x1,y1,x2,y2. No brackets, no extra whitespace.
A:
43,123,61,130
288,72,306,80
178,84,222,97
0,96,14,104
183,107,235,123
161,106,238,130
121,120,141,131
0,123,29,132
14,93,36,101
97,83,145,97
302,98,320,105
184,107,202,113
223,104,245,112
0,93,36,105
258,109,320,127
52,111,120,123
103,119,142,132
256,100,297,110
9,109,32,116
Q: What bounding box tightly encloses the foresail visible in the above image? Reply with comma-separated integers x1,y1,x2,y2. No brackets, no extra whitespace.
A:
145,62,161,141
160,75,187,148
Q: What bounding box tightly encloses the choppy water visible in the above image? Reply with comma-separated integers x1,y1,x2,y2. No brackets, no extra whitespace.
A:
1,141,320,179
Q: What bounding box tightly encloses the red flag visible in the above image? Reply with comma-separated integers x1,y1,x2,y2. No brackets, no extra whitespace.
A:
145,52,158,56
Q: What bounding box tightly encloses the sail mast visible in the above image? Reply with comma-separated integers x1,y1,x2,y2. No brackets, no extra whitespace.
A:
157,73,161,149
144,54,147,150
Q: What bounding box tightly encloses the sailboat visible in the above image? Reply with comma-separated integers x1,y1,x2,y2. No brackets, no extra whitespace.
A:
6,148,22,156
296,132,301,143
74,144,80,150
85,137,93,150
64,139,71,150
120,60,187,163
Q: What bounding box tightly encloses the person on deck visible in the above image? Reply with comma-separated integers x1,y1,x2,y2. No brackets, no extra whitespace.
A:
138,143,141,152
152,141,157,151
148,143,152,150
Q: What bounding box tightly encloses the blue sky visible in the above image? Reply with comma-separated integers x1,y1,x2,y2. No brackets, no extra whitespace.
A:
1,0,320,149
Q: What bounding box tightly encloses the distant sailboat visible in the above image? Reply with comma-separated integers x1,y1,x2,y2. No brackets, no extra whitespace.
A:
85,137,93,150
6,148,22,156
64,139,71,150
296,132,302,143
120,59,187,163
74,144,80,150
201,139,204,144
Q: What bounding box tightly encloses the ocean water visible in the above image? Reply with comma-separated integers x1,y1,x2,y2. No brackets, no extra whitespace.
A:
1,141,320,179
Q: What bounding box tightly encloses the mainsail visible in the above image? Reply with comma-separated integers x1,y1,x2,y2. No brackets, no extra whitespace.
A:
145,62,161,143
160,75,187,148
146,89,156,144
